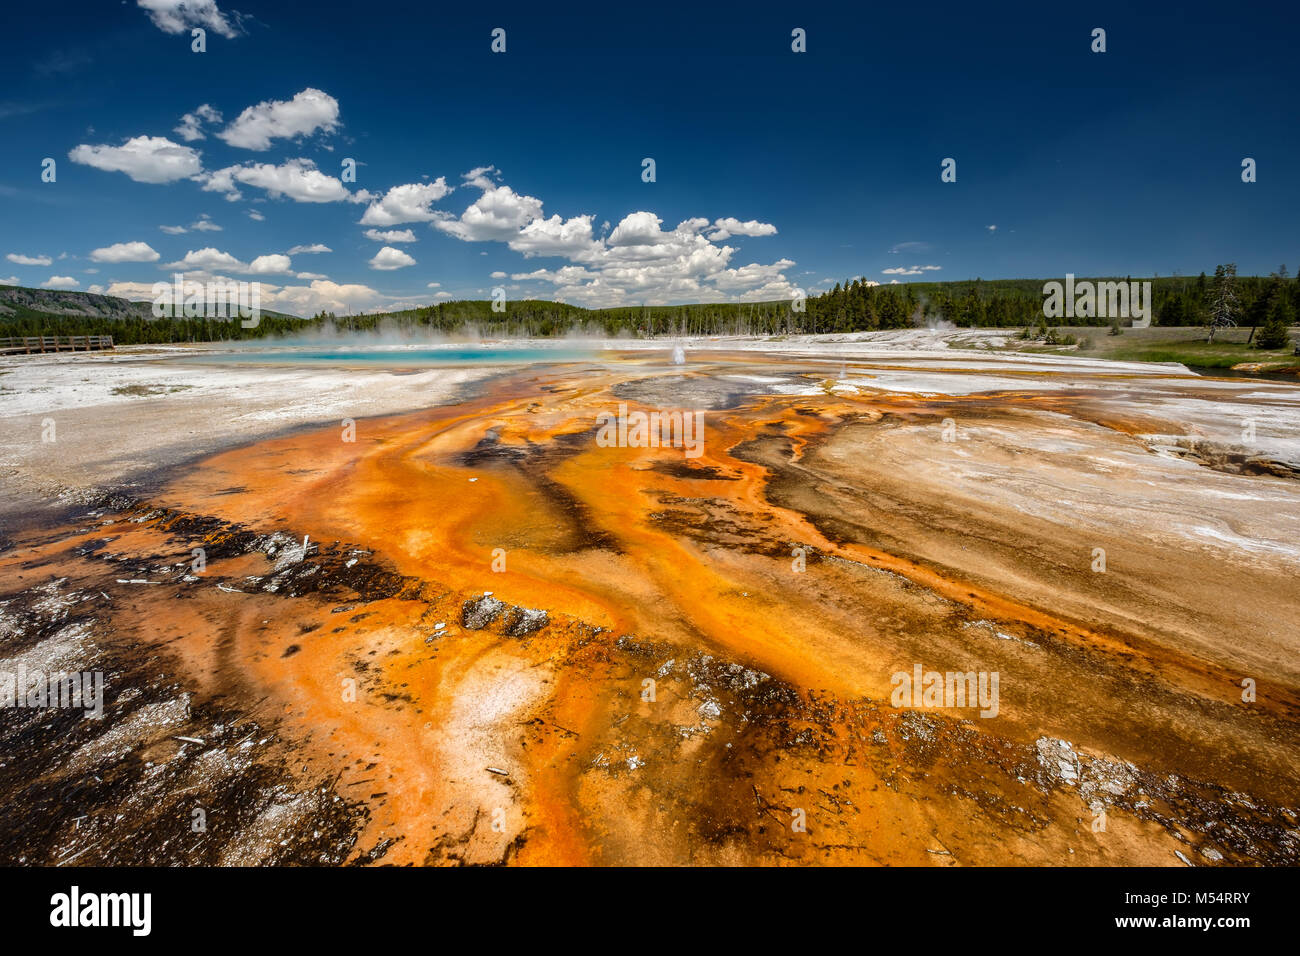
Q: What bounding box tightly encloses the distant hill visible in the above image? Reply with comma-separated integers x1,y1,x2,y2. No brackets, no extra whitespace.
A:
0,284,302,323
0,285,154,322
0,284,310,344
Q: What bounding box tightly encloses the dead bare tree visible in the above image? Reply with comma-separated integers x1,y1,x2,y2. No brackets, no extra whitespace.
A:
1206,263,1239,344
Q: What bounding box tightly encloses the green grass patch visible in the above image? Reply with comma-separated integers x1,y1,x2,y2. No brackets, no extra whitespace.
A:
1098,340,1296,368
1009,326,1298,370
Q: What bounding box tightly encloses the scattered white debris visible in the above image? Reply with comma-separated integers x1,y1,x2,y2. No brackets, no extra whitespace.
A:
962,619,1039,648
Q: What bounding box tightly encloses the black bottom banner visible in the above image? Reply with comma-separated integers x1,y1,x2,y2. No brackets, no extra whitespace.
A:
0,864,1286,943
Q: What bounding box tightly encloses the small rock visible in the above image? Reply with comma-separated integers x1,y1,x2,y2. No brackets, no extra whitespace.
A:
462,595,504,629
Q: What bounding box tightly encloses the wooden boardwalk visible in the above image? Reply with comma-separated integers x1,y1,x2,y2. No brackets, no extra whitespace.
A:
0,335,115,356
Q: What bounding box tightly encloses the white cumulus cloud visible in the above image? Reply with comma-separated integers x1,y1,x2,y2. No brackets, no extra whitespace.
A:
363,228,416,243
509,214,601,259
218,88,340,150
436,180,543,242
368,246,416,271
265,279,388,316
249,254,293,275
158,215,221,235
358,180,453,226
137,0,242,38
69,135,202,184
163,247,247,272
709,218,777,241
7,253,53,266
201,159,349,203
882,265,942,276
174,103,222,142
90,241,161,263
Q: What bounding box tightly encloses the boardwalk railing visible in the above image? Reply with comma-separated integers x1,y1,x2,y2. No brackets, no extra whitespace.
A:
0,335,115,355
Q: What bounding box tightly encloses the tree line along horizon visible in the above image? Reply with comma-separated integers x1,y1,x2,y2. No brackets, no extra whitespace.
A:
2,265,1295,348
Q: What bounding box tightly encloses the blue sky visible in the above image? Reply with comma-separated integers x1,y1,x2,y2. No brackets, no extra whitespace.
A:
1,0,1296,315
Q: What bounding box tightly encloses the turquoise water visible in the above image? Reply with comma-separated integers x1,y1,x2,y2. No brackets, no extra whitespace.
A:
192,346,597,366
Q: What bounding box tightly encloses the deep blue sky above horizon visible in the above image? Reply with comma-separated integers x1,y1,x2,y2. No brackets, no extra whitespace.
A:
1,0,1296,315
